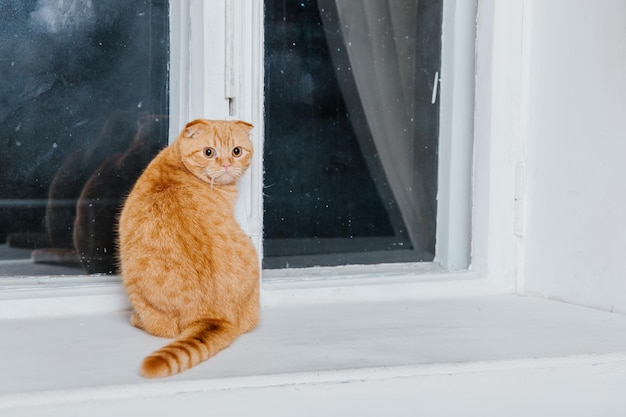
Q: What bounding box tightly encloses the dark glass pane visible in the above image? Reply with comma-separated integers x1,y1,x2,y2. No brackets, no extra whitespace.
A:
263,0,442,268
0,0,169,275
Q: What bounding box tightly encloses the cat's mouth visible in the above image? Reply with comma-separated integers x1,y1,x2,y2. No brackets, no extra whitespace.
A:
209,171,236,185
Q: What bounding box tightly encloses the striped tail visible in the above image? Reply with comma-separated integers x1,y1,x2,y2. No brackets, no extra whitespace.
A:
140,319,238,378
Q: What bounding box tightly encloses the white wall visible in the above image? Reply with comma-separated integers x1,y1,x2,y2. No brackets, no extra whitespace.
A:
521,0,626,312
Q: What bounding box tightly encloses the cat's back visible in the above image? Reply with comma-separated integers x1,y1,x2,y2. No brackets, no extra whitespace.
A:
118,145,247,263
122,147,232,223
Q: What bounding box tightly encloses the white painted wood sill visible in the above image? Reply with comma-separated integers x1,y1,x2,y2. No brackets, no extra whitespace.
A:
2,282,626,416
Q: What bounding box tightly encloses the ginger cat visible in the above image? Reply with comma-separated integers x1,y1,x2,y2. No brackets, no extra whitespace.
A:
118,119,259,378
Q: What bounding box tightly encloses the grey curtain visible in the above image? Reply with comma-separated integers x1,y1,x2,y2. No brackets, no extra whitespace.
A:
319,0,435,252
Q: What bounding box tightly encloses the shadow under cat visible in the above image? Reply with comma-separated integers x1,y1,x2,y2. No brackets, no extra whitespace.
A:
7,112,167,275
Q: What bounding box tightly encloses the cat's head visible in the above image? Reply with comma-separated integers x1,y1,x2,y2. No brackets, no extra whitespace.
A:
177,119,254,186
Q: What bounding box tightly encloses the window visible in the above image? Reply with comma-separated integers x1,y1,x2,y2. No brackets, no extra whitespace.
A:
0,0,169,277
0,0,475,281
263,0,443,269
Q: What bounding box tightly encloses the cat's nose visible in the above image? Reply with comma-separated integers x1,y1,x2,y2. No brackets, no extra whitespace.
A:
222,163,231,171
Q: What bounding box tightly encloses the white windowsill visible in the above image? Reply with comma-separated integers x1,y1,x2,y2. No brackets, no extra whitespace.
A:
3,289,626,416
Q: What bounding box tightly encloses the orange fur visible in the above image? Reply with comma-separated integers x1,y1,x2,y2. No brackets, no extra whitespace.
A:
118,119,259,378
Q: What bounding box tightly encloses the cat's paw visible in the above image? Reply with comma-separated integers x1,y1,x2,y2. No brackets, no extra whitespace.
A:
130,312,145,330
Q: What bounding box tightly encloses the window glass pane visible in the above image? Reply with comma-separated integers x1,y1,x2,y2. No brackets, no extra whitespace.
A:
0,0,169,276
263,0,442,268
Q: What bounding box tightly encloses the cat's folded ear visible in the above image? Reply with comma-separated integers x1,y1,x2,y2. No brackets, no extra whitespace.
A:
234,120,254,131
183,119,205,138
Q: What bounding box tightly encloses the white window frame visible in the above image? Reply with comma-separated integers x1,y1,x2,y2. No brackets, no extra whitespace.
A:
171,0,481,275
0,0,525,314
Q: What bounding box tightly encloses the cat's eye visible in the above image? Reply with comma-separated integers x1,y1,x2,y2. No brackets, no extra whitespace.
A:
232,147,242,157
203,147,216,159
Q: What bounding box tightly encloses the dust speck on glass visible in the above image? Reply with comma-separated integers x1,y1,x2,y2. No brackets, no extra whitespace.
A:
263,0,442,268
0,0,169,276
